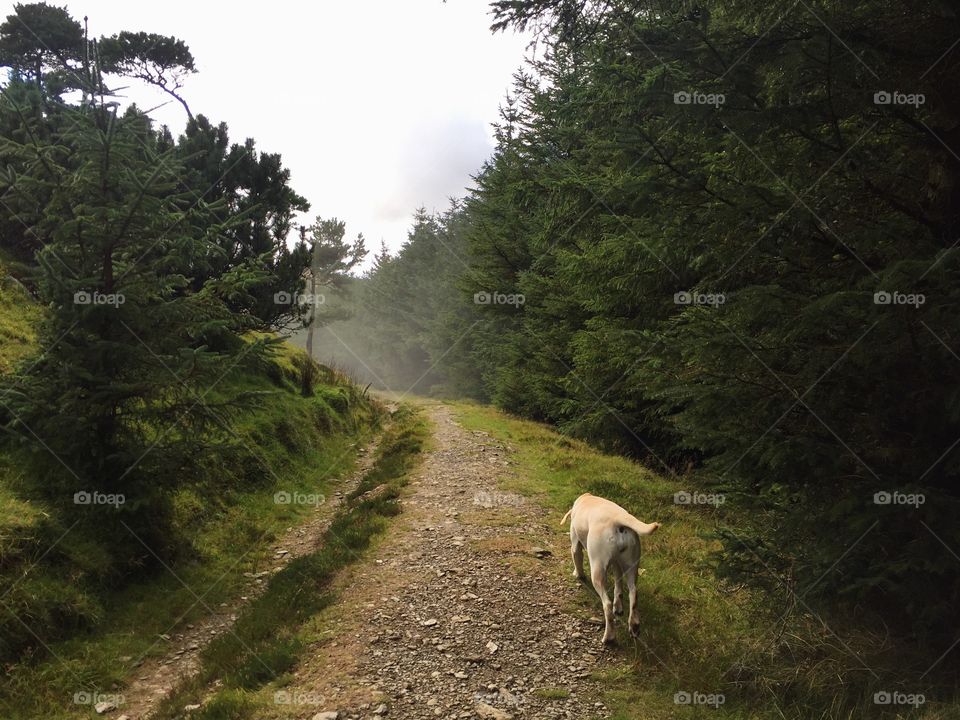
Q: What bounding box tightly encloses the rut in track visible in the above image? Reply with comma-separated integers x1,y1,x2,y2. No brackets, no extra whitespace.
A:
118,426,387,720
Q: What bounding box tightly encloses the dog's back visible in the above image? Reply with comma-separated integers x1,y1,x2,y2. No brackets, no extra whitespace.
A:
564,493,660,541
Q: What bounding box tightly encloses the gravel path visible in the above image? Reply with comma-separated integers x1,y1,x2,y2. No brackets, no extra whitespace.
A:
284,403,612,720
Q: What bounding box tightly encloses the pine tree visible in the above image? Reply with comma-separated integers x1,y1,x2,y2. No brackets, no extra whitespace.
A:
2,103,271,567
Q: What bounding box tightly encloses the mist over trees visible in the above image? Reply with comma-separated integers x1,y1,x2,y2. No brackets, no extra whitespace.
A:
325,0,960,653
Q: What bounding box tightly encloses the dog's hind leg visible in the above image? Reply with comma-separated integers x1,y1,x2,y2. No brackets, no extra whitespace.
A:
625,562,640,636
612,567,624,616
590,564,616,644
570,527,586,582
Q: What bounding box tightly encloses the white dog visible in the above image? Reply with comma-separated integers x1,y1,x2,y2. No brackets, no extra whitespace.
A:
561,493,660,644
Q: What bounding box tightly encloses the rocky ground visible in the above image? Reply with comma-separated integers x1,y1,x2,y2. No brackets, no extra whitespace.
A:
280,403,614,720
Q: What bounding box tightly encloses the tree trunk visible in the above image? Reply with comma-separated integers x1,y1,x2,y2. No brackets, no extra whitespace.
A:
305,236,321,360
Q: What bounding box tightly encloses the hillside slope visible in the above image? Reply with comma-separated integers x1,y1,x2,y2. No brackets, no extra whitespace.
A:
0,268,385,718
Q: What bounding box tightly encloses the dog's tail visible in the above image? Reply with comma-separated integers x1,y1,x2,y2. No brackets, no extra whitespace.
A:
622,517,661,536
560,508,572,526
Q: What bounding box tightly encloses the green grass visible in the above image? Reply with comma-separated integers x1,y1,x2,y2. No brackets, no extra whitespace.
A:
0,251,42,374
150,404,428,720
0,331,384,718
0,249,395,719
451,401,951,720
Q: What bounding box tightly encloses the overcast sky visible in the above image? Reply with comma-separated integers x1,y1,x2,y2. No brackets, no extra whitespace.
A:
65,0,530,260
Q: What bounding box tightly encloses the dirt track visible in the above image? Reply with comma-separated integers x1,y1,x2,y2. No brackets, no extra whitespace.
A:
279,403,612,720
122,403,616,719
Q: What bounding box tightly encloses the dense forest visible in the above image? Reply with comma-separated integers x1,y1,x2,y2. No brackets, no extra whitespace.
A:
2,0,960,717
323,0,960,661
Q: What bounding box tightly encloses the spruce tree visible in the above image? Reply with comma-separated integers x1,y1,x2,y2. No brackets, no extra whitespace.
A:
3,103,270,567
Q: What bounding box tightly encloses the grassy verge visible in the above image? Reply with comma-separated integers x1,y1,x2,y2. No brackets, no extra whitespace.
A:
0,342,381,719
150,404,428,720
451,401,950,720
0,251,42,374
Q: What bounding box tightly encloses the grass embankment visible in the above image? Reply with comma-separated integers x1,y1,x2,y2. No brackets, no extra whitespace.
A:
0,260,385,717
0,252,41,373
151,404,428,720
452,402,950,720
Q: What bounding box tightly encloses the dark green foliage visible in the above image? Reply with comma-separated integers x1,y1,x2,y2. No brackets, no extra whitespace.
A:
330,0,960,677
173,115,312,329
485,0,960,653
98,31,196,117
0,2,82,88
1,102,272,568
0,2,336,669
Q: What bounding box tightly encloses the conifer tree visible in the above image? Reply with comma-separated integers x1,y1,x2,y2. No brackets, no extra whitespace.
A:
3,102,271,566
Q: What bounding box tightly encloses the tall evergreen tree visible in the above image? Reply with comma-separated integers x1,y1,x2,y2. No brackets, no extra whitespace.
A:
2,102,271,567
